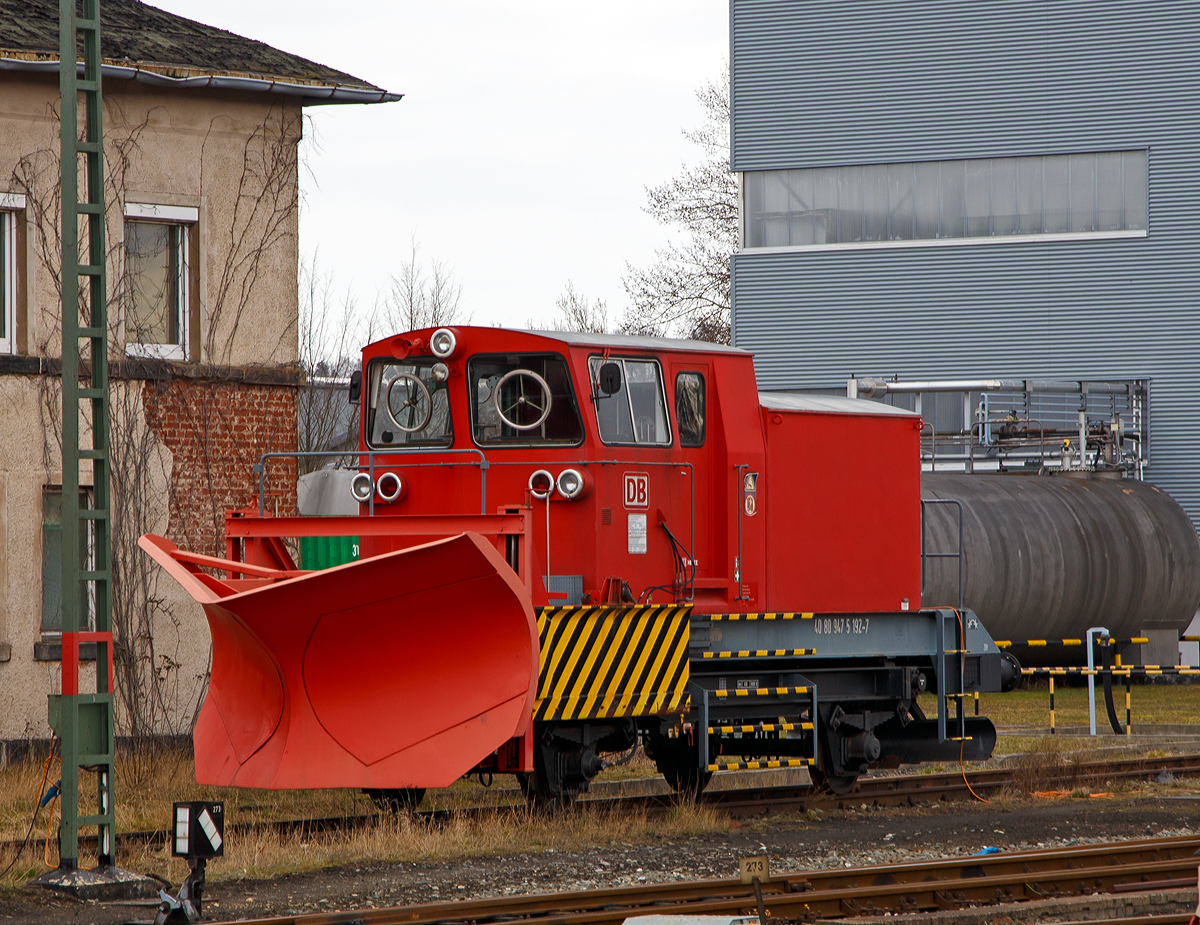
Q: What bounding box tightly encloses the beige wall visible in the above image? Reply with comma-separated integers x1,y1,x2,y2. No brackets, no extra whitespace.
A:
0,72,300,366
0,73,302,741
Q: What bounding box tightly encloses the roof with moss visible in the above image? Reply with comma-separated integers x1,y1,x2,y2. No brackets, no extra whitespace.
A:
0,0,397,103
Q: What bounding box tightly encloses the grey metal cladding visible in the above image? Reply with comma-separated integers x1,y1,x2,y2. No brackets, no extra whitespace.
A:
729,0,1200,526
729,0,1198,170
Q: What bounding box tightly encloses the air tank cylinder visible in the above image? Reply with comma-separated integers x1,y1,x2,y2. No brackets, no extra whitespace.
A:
921,473,1200,663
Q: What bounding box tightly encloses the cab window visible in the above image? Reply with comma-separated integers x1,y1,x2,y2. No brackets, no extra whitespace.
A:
366,358,453,448
675,371,705,447
589,356,671,446
469,353,584,445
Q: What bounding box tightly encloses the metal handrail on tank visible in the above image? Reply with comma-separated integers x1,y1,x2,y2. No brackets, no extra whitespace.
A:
851,376,1147,476
253,448,490,516
920,498,963,612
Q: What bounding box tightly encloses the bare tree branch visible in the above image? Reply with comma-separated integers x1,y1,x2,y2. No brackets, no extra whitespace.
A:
538,281,610,334
380,237,467,334
622,66,736,344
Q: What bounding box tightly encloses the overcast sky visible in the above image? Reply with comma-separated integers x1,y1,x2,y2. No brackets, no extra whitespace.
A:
153,1,729,332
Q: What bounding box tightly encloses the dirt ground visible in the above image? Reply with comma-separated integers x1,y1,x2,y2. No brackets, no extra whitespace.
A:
3,789,1198,925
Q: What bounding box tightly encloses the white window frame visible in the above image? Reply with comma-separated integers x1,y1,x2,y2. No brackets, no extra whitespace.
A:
123,202,198,361
0,192,24,355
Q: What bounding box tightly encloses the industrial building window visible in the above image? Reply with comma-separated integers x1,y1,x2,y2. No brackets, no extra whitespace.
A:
675,372,705,447
0,196,21,354
124,203,196,360
41,486,95,636
743,150,1148,250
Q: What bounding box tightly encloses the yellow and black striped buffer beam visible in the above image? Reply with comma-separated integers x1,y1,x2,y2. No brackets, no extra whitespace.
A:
534,604,691,721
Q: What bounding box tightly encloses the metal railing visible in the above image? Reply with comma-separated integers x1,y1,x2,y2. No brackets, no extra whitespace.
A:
850,376,1148,478
920,498,963,612
254,448,489,515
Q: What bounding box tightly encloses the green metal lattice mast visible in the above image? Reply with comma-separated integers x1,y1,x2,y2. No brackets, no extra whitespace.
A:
54,0,116,872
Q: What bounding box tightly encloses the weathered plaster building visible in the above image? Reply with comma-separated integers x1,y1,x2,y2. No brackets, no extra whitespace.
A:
0,0,397,750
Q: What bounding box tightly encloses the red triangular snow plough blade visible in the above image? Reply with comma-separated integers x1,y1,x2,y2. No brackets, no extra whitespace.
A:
140,532,538,790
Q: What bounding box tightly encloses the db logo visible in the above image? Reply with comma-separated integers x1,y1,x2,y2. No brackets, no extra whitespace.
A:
623,473,649,510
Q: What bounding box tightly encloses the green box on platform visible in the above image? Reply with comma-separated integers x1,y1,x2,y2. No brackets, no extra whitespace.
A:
300,535,360,570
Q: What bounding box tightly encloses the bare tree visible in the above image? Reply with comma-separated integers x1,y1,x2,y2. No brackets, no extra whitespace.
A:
379,238,466,335
622,67,737,344
297,255,362,472
542,281,610,334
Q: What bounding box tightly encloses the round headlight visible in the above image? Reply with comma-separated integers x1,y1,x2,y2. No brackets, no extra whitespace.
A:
350,472,373,503
556,468,585,500
376,471,404,503
430,328,457,358
431,362,450,382
528,468,555,500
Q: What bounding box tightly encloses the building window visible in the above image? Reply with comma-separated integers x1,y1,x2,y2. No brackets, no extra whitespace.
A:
743,150,1148,250
123,203,197,360
675,371,705,447
0,194,23,354
41,486,94,637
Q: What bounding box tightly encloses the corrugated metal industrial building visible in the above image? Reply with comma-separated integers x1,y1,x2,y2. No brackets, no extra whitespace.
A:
729,0,1200,527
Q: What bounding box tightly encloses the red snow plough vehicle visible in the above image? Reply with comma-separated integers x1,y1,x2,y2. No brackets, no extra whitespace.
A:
143,326,1018,806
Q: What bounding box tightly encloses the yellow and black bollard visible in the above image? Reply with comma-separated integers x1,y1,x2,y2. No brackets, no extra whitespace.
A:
1049,676,1056,735
1125,672,1132,735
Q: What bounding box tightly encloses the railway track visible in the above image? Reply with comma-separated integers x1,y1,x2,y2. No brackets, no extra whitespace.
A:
5,752,1199,859
205,834,1200,925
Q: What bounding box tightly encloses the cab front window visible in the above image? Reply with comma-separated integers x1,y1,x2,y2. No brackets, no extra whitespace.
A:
470,353,584,445
366,359,453,447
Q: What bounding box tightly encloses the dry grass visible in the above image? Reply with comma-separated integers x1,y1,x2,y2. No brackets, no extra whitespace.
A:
1005,738,1086,795
0,744,724,891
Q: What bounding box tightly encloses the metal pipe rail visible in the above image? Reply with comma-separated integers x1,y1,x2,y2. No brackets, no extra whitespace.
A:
206,834,1200,925
253,448,490,515
16,753,1200,860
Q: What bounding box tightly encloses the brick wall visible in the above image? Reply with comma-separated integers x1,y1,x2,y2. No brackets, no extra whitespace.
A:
143,380,298,556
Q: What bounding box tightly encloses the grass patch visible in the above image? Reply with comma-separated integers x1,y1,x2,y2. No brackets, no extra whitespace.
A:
0,744,723,891
959,681,1200,733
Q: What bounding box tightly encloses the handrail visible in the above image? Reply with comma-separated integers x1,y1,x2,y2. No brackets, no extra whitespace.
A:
253,448,489,515
920,498,964,612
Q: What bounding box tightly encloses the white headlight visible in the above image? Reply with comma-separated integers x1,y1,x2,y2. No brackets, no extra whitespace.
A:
528,468,555,500
431,362,450,382
556,468,585,500
350,472,373,503
430,328,457,358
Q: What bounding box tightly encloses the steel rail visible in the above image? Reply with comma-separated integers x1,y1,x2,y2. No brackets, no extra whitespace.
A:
6,752,1198,859
204,835,1200,925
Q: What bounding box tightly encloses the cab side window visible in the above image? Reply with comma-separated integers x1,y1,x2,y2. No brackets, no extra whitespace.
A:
589,356,671,446
675,372,705,447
